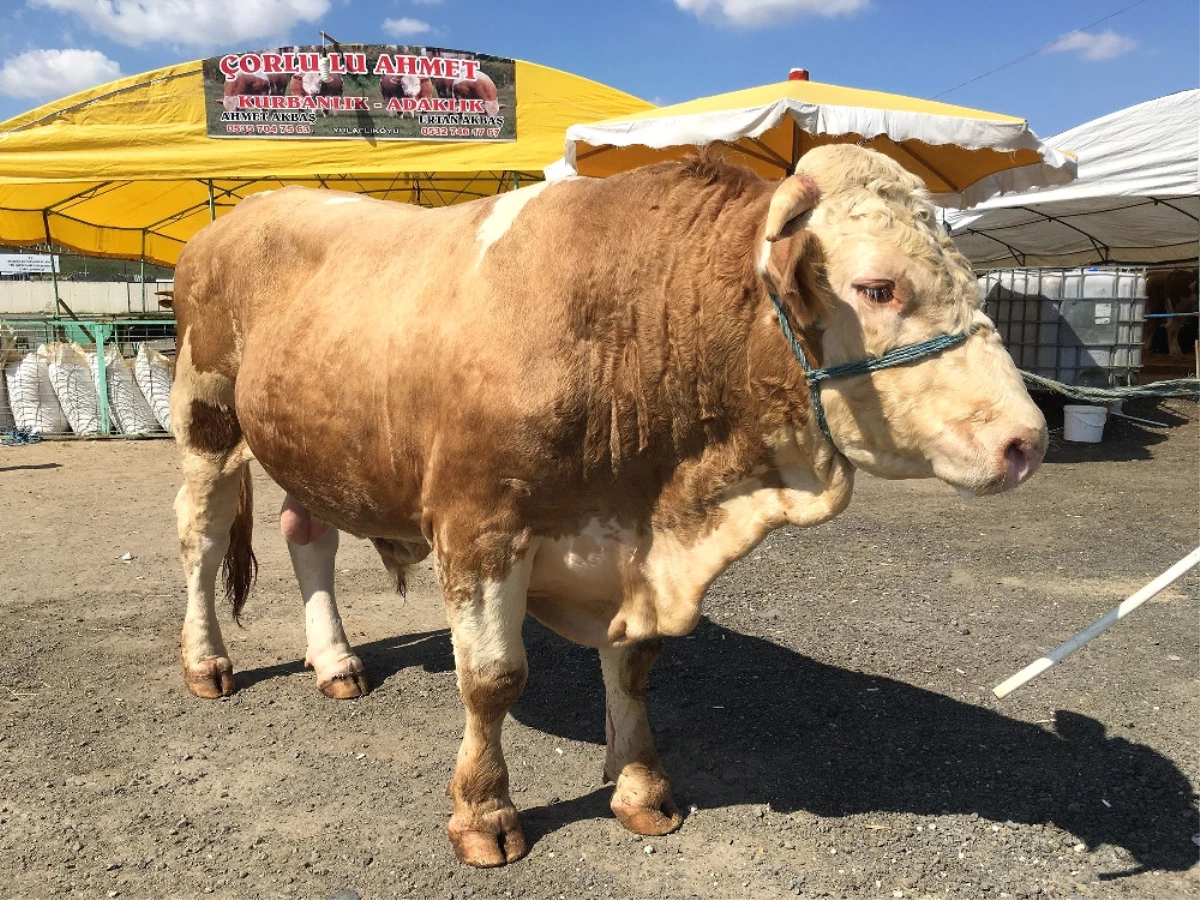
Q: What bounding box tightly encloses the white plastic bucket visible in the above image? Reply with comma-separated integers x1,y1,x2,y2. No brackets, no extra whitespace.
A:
1063,404,1107,443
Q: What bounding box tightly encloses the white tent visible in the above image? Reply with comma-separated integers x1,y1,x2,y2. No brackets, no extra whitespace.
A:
945,89,1199,268
545,78,1076,208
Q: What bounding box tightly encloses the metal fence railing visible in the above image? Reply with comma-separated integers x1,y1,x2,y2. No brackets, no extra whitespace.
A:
1,316,176,438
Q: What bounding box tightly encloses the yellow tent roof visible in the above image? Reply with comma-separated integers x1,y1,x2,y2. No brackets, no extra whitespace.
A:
553,79,1075,208
0,59,652,266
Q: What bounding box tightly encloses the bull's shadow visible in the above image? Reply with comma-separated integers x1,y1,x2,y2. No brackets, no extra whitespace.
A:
513,616,1198,876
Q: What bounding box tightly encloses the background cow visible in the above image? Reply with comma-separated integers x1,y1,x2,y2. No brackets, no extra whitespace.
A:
220,72,271,112
380,73,434,117
452,70,501,117
169,146,1046,868
287,71,344,113
1143,267,1198,356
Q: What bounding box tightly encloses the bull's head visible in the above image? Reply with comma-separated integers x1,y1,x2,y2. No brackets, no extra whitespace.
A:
400,74,424,98
758,144,1047,496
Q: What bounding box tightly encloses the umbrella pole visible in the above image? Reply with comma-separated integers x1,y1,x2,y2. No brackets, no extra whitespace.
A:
790,119,801,175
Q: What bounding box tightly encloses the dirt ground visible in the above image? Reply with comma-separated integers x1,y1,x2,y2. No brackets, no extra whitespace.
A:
1,397,1197,900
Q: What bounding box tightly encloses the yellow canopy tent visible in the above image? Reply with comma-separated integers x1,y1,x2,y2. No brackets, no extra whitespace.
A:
0,59,652,267
550,77,1075,208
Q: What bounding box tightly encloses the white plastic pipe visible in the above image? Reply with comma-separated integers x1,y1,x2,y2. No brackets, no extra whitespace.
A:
993,546,1200,699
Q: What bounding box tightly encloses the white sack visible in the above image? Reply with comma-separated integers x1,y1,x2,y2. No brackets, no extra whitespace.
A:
135,344,173,432
0,326,15,430
46,342,102,436
4,345,69,434
87,346,162,435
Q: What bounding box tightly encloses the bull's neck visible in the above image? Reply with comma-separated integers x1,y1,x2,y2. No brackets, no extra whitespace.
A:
646,196,850,503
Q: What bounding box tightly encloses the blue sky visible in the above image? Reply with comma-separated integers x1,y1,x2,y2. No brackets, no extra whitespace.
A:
0,0,1195,138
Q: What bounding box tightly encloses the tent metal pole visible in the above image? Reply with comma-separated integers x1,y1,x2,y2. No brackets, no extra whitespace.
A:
208,180,216,221
50,248,62,320
140,232,147,313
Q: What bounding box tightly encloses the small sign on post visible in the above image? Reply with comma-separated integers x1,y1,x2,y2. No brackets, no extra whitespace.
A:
0,254,60,275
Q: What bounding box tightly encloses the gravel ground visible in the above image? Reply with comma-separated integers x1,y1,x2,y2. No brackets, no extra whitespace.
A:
1,397,1197,900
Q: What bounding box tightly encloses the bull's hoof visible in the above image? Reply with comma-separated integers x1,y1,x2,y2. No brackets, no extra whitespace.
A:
184,658,236,698
317,671,369,699
448,806,528,867
307,652,368,700
612,797,683,836
609,765,683,835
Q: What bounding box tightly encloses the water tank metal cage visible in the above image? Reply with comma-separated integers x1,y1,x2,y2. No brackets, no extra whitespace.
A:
979,267,1145,388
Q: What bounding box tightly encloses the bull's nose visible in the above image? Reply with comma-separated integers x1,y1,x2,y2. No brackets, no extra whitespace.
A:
1003,434,1046,487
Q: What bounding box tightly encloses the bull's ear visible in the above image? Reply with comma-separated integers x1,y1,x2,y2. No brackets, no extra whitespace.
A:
758,174,826,326
764,173,820,242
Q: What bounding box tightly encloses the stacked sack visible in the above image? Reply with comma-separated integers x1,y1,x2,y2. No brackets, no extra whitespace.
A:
0,326,17,431
88,345,161,435
4,344,69,434
134,344,173,432
2,339,174,436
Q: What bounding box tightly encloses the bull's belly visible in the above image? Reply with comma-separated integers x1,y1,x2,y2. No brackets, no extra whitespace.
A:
527,521,667,648
235,387,426,541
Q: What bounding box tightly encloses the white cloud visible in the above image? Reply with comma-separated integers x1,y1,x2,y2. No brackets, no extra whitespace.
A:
674,0,867,28
28,0,331,49
1045,29,1138,62
382,17,431,38
0,47,123,99
411,0,442,5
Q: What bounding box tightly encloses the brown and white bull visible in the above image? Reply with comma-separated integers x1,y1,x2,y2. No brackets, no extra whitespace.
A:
169,146,1047,868
1143,267,1199,357
287,70,344,111
220,72,271,112
452,70,501,117
380,73,435,117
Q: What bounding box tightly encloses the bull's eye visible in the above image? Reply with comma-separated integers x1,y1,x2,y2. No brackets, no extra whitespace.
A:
854,281,895,304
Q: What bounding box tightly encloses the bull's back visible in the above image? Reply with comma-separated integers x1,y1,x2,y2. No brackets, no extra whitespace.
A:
173,186,556,534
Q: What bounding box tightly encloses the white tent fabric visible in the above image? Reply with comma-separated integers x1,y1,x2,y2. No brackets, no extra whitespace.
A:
546,80,1076,208
945,90,1200,268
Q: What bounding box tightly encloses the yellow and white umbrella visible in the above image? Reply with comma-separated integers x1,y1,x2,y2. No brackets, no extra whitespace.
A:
549,74,1075,207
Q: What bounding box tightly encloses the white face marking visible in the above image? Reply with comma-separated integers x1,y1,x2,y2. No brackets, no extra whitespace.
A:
400,74,422,97
475,181,553,264
324,196,363,206
301,72,323,96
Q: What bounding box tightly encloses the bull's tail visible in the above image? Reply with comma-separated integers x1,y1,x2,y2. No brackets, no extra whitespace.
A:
222,465,258,623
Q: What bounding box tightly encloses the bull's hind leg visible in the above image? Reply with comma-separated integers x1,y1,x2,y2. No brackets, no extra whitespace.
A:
285,524,368,698
172,352,256,699
174,442,254,698
600,640,683,836
439,544,534,867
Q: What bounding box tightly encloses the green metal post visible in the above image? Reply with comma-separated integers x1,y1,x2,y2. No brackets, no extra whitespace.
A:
86,322,114,436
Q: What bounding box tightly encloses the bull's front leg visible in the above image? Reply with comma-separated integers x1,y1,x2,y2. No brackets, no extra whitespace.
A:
440,549,533,867
600,640,683,835
282,496,367,698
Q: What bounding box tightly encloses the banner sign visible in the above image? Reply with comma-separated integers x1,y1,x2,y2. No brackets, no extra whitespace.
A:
202,44,515,141
0,254,59,274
